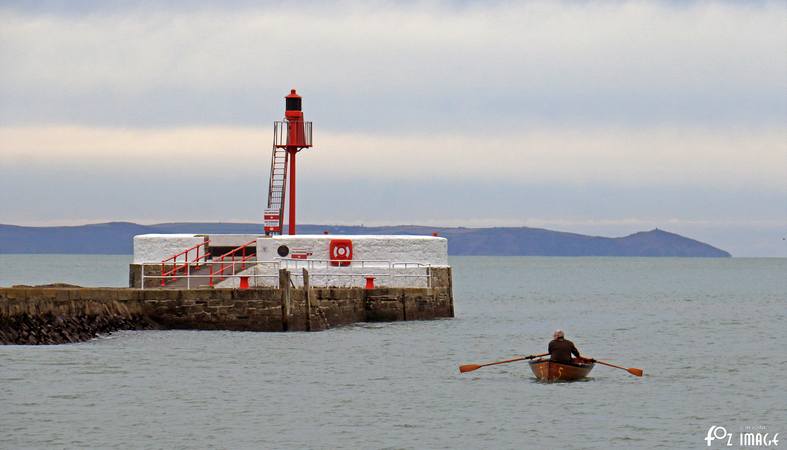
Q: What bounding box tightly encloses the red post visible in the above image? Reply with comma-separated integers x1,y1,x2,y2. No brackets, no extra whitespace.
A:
288,148,296,235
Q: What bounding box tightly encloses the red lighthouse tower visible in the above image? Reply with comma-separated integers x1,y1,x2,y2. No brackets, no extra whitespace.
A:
264,89,313,235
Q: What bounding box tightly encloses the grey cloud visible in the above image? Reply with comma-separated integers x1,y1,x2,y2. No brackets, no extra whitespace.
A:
1,1,785,130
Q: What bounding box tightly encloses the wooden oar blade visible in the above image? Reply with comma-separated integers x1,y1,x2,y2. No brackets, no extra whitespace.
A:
590,358,644,377
459,364,481,373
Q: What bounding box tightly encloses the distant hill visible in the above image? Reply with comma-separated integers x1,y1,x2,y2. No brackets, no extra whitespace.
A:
0,222,731,257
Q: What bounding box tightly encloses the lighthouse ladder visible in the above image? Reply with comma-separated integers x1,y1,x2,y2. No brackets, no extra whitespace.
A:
265,144,288,235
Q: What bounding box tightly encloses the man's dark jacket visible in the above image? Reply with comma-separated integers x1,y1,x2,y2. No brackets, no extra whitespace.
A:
548,338,580,363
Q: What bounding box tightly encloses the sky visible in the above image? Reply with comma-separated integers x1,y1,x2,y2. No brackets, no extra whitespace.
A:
0,0,785,256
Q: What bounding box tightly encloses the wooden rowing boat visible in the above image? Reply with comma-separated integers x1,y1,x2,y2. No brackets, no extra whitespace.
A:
528,358,595,381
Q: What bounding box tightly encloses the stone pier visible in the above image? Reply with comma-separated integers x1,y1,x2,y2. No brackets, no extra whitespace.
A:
0,268,453,345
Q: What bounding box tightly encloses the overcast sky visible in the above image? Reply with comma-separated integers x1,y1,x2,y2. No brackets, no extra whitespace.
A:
1,0,785,256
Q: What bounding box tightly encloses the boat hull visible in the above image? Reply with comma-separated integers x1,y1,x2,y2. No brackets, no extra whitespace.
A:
528,359,594,381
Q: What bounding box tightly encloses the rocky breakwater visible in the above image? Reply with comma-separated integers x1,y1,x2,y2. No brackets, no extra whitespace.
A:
0,286,155,345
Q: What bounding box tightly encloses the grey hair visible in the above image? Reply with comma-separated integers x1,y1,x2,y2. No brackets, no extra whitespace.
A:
553,329,565,338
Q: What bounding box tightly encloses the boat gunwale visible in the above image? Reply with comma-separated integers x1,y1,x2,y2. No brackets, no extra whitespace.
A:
528,358,595,369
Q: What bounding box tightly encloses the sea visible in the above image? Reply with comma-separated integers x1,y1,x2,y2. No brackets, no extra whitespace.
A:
1,255,785,449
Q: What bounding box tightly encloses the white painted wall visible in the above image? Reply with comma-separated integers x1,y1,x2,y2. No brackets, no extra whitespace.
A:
133,234,205,263
207,234,262,248
134,233,448,288
255,235,448,267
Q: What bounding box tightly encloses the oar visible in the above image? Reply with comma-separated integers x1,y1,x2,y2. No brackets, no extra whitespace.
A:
459,353,549,373
591,359,643,377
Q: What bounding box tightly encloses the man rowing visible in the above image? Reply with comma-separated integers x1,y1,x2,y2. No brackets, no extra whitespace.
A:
548,329,583,364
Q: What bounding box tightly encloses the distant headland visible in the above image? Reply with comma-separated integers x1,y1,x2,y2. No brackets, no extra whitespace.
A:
0,222,731,257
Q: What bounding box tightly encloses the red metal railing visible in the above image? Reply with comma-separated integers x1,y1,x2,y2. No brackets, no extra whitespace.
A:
160,240,210,287
210,240,257,286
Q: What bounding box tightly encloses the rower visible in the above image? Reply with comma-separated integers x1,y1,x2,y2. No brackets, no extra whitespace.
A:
548,329,582,364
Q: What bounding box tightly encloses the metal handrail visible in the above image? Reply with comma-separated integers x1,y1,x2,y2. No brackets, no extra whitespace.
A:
141,272,279,290
140,272,430,289
287,272,432,288
139,259,434,289
139,258,434,267
160,240,210,286
275,258,431,270
273,120,313,148
209,240,258,286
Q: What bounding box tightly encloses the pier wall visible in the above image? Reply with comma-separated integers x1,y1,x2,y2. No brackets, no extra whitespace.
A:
1,268,453,345
256,235,448,266
131,234,449,289
133,234,206,263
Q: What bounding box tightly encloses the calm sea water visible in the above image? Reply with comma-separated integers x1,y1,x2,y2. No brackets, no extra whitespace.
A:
1,255,785,449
